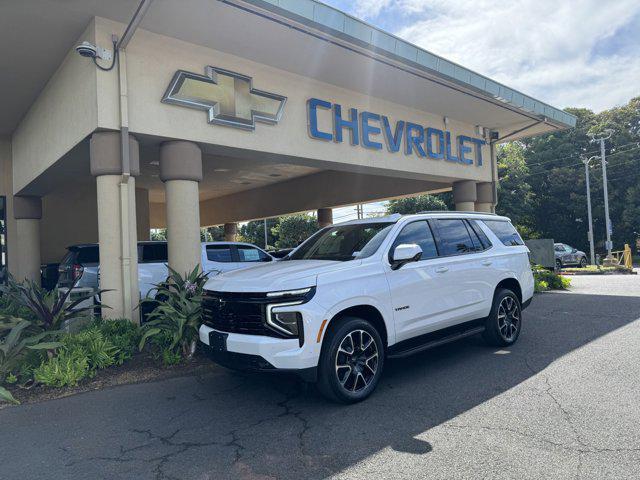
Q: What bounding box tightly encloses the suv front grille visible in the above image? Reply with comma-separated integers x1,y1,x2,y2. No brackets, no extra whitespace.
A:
201,291,283,337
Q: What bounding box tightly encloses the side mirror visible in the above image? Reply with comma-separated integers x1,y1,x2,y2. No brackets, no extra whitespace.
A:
391,244,422,270
572,248,577,253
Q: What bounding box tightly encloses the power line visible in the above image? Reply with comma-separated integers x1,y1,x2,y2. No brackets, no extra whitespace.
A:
522,141,640,169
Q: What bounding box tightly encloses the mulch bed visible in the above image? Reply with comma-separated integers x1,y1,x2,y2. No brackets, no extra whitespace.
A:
1,351,218,408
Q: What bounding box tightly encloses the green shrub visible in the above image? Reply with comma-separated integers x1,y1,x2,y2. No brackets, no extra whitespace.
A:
34,349,89,388
90,319,140,365
0,276,104,331
32,323,131,388
0,318,63,404
161,348,182,366
534,280,549,292
139,266,208,363
533,268,571,291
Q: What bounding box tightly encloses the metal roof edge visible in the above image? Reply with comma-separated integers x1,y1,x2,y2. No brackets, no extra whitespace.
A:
229,0,576,129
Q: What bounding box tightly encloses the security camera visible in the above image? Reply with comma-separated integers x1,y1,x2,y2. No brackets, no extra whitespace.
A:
76,41,98,58
75,41,112,61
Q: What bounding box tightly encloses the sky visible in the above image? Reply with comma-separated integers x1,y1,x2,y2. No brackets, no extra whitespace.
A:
322,0,640,113
322,0,640,222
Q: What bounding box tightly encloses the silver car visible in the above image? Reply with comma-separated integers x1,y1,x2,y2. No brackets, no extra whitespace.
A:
554,243,588,268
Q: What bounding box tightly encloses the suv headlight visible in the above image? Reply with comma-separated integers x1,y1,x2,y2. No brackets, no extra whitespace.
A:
268,306,302,336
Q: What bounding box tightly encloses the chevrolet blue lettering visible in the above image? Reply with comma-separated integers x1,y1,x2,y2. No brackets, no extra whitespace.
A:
307,98,486,165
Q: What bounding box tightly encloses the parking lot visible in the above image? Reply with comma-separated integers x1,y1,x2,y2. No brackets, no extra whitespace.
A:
1,274,639,479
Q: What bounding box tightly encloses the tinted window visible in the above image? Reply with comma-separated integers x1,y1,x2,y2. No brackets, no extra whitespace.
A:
290,222,393,261
392,221,438,260
483,220,525,246
206,245,233,262
140,243,167,263
436,219,475,255
468,220,492,251
237,246,269,262
554,244,564,252
76,247,99,264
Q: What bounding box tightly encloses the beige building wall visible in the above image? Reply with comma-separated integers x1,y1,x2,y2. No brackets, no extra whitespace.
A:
40,183,98,264
93,17,492,185
11,20,98,194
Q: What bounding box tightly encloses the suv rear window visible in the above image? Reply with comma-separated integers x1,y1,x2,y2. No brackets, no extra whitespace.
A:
483,220,524,246
76,247,99,264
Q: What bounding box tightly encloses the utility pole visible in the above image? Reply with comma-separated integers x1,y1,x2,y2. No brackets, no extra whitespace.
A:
589,129,614,263
582,155,598,266
356,204,363,219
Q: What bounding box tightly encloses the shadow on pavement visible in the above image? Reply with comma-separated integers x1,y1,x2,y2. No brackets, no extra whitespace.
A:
2,291,640,479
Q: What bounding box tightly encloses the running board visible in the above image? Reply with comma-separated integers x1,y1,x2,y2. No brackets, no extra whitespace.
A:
387,326,485,359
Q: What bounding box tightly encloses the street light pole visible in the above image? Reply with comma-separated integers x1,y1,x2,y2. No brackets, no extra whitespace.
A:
589,129,614,263
583,155,598,266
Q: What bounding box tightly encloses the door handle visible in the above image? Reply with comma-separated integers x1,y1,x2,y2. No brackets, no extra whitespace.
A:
435,266,449,273
481,260,492,266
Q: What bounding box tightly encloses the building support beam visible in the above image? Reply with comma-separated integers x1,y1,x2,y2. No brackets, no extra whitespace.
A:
475,182,494,213
90,132,140,321
224,223,238,242
160,141,202,276
453,180,477,212
13,196,42,284
317,208,333,228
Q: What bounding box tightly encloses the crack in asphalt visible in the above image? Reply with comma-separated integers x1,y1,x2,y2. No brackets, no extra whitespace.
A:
62,383,315,479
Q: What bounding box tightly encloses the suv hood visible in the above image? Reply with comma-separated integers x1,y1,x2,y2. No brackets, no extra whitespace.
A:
204,259,357,292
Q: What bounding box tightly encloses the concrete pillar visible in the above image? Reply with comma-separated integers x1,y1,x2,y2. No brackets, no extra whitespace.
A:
224,223,237,242
452,180,477,212
160,141,202,276
475,182,495,213
317,208,333,228
90,132,140,321
13,196,42,284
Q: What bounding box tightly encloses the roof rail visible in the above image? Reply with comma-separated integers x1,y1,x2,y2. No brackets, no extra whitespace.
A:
415,211,498,215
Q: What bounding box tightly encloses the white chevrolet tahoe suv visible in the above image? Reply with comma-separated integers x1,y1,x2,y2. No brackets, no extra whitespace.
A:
199,212,534,403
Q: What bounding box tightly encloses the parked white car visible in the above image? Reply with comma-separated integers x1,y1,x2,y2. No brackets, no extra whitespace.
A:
58,241,274,301
199,212,534,403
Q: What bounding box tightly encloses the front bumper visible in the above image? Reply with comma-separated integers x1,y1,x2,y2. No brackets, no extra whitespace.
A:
199,324,320,381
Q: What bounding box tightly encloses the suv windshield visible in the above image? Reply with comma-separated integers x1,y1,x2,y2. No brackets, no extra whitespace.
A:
289,222,394,261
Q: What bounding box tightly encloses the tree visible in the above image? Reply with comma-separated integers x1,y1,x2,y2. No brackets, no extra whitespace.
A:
495,142,537,237
201,226,224,242
496,96,640,254
386,194,448,214
271,214,318,249
150,229,166,241
239,219,279,249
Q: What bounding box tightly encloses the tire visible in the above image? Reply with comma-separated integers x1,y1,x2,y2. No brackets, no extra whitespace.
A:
482,288,522,347
555,259,562,270
579,257,588,268
317,316,384,404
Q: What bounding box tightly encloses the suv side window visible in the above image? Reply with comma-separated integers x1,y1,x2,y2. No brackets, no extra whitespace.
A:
468,220,492,251
140,243,168,263
206,245,234,262
483,220,525,246
391,221,438,260
435,219,476,256
237,246,270,262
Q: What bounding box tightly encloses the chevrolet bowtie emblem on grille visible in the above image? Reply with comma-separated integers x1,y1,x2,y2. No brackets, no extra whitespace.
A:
162,66,287,130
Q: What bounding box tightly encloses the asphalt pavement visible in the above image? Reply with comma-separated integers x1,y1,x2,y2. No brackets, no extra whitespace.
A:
1,273,639,479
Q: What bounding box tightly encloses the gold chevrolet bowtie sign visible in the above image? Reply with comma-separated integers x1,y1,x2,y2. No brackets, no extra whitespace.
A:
162,66,287,130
